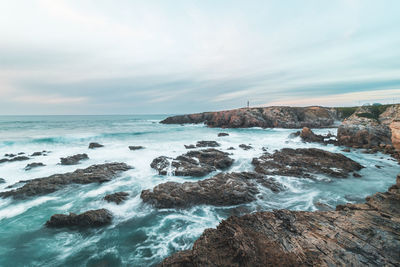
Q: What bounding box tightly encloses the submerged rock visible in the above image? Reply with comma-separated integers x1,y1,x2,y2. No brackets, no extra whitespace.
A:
196,141,220,147
0,162,132,199
0,156,30,164
141,172,283,208
151,149,233,177
60,153,89,165
104,192,129,204
184,144,196,149
128,146,144,151
24,162,45,171
239,144,253,150
46,209,112,228
252,148,363,178
88,142,104,149
218,132,229,137
161,175,400,266
298,127,336,144
31,151,50,156
0,178,5,184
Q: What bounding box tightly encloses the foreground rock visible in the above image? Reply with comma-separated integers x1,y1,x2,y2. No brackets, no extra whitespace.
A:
161,175,400,266
293,127,336,145
88,142,104,149
129,146,144,151
46,209,112,228
151,149,233,177
104,192,129,204
60,153,89,165
0,163,132,199
161,106,339,128
141,172,284,208
252,148,363,178
24,162,45,171
0,155,30,164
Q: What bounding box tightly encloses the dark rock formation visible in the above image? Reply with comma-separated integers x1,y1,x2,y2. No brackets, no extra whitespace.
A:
141,172,284,208
252,148,363,178
298,127,336,144
161,106,338,128
0,178,5,184
88,142,104,149
60,153,89,165
4,153,16,157
0,162,132,199
0,156,30,164
195,141,220,147
218,133,229,137
46,209,112,228
24,162,45,171
31,151,49,156
161,175,400,266
184,144,196,149
129,146,144,151
151,149,234,177
104,192,129,204
227,147,235,150
239,144,252,150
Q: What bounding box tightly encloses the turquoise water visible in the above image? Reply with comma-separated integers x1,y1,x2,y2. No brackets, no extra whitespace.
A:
0,115,398,266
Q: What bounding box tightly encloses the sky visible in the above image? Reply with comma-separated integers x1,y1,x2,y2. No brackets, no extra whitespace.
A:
0,0,400,115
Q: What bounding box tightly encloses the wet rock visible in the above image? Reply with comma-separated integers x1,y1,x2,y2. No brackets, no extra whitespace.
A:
342,148,351,152
24,162,45,171
161,106,338,128
252,148,363,178
0,162,132,199
151,149,234,177
46,209,112,228
0,156,30,164
218,132,229,137
314,201,334,211
104,192,129,204
184,144,196,149
88,142,104,149
4,153,16,158
239,144,252,150
376,165,383,169
60,153,89,165
141,172,283,208
299,127,336,145
353,173,362,178
227,147,235,150
196,141,220,147
128,146,144,151
161,175,400,266
31,151,49,156
17,152,25,155
0,178,5,184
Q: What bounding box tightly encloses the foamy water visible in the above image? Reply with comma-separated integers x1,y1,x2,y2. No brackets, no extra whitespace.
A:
0,115,398,266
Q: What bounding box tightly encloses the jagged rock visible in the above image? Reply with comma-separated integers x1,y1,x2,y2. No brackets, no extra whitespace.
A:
17,152,24,155
46,209,112,228
227,147,235,150
0,162,132,199
299,127,336,144
161,106,338,128
252,148,363,178
24,162,45,171
342,148,351,152
0,178,5,184
196,141,220,147
161,175,400,266
184,144,196,149
31,151,49,156
104,192,129,204
353,173,362,178
60,153,89,165
151,149,234,177
239,144,252,150
141,172,284,208
88,142,104,149
0,156,30,164
218,133,229,137
4,153,16,157
128,146,144,151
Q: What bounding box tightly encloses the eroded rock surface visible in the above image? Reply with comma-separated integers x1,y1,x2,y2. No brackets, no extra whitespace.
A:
161,175,400,266
151,149,233,177
46,209,112,228
0,162,132,199
0,156,30,164
296,127,336,144
60,153,89,165
104,192,129,204
195,141,220,147
141,172,284,208
129,146,144,151
252,148,363,178
24,162,45,171
88,142,104,149
218,133,229,137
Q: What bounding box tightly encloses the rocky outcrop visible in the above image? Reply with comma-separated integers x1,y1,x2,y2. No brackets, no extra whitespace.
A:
31,151,50,156
380,105,400,150
46,209,112,228
0,155,30,164
390,120,400,150
60,153,89,165
293,127,336,145
161,106,338,128
88,142,104,149
24,162,45,171
0,162,132,199
337,106,392,148
0,178,5,184
151,149,233,177
195,141,220,147
252,148,363,178
129,146,144,151
104,192,129,204
218,133,229,137
161,175,400,266
141,172,284,209
239,144,252,150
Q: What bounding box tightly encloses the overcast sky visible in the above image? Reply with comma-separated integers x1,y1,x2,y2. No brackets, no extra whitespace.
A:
1,0,400,115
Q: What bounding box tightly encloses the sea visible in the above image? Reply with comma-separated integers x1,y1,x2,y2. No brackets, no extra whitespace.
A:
0,115,398,266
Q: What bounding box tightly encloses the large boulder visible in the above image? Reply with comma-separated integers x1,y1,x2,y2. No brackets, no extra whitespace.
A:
252,148,363,178
0,162,132,199
46,209,112,228
104,192,129,204
151,149,233,177
60,153,88,165
141,172,284,209
160,175,400,266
